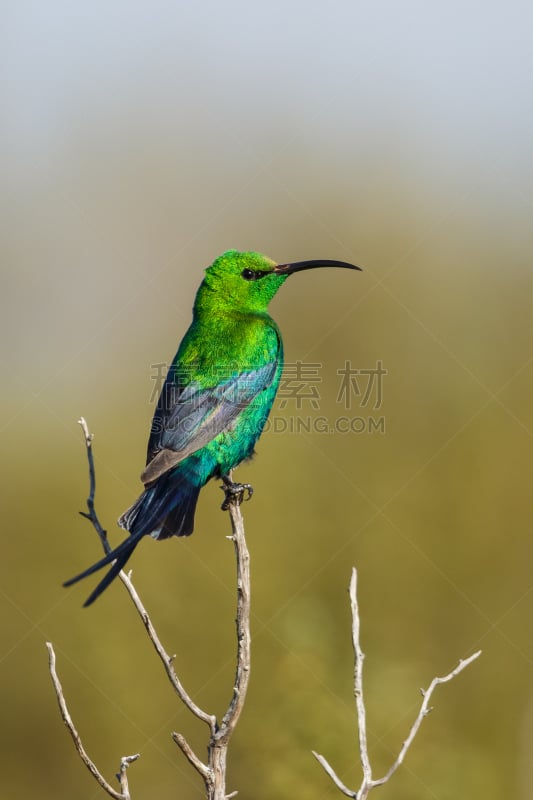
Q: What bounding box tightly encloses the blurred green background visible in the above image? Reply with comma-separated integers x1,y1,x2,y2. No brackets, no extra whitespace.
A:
2,2,533,798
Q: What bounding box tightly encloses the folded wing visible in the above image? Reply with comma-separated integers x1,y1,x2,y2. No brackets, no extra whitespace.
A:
142,360,278,484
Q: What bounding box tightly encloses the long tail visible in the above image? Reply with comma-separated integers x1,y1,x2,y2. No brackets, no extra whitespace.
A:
63,533,143,607
64,471,202,606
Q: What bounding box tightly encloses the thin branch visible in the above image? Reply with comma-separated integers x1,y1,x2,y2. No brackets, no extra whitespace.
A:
74,420,251,799
120,569,217,734
350,569,371,785
216,487,252,744
172,732,210,780
118,755,141,800
78,416,110,555
313,567,482,799
185,476,253,800
47,642,139,800
311,752,357,798
372,649,482,788
77,418,216,735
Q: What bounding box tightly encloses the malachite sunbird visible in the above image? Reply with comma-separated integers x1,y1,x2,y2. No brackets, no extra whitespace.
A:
65,250,361,605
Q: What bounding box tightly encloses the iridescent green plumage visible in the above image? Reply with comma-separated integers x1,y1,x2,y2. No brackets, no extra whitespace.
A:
65,250,360,605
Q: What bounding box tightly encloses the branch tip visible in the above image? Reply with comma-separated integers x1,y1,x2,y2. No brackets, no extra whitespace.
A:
120,754,140,767
78,416,94,447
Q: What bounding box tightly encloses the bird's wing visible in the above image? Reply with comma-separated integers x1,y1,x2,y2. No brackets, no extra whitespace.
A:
141,360,278,484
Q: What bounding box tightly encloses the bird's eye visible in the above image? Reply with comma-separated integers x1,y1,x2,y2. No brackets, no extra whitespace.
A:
242,268,259,281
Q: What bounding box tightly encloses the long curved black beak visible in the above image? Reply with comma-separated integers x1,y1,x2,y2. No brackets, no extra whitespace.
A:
273,259,362,275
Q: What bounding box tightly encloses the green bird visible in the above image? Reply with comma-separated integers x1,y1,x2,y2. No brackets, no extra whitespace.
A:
65,250,360,605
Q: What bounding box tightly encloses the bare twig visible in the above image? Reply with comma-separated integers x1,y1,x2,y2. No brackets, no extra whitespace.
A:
72,420,251,799
46,642,139,800
371,649,481,788
78,416,110,555
77,418,215,732
120,569,217,734
312,753,356,798
171,481,252,800
172,732,211,781
118,755,141,800
209,487,252,800
216,487,252,743
313,567,482,799
350,569,371,785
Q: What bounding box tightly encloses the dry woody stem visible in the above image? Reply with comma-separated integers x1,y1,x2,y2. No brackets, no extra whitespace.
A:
46,642,139,800
312,568,482,799
48,420,252,800
49,419,479,800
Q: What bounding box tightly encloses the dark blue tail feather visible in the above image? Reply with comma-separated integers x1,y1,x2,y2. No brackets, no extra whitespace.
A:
118,471,200,539
65,470,202,605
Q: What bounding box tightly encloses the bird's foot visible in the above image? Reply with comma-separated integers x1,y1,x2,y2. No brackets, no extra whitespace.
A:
220,476,254,510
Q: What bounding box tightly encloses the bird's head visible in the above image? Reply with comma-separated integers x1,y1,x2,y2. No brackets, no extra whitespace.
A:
195,250,361,315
